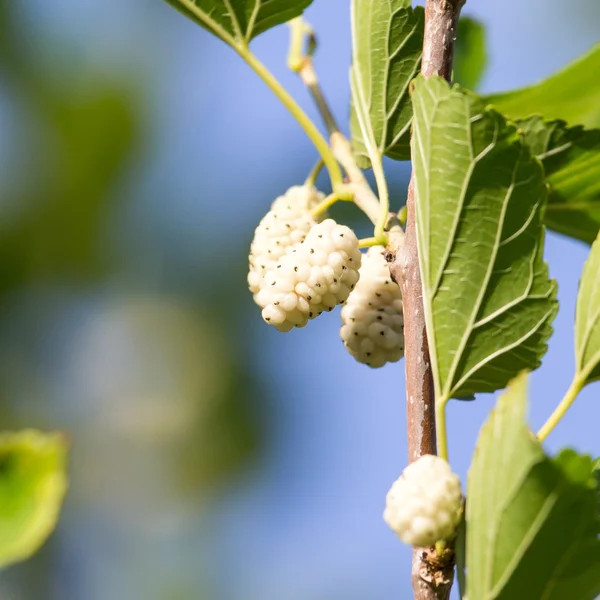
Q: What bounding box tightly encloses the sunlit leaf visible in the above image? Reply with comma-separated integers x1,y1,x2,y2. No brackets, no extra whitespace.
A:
485,43,600,129
0,430,68,568
467,374,600,600
350,0,424,167
411,76,557,401
163,0,313,47
519,116,600,244
575,230,600,385
453,16,487,90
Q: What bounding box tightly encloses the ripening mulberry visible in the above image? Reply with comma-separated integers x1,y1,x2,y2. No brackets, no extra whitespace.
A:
340,246,404,368
254,219,361,332
248,185,325,297
383,454,463,547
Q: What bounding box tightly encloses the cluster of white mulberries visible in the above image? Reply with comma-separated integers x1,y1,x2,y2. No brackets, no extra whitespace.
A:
254,219,361,332
340,246,404,368
248,185,324,297
246,186,406,358
383,454,463,547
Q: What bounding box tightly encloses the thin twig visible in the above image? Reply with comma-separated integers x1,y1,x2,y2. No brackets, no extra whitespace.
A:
288,17,340,137
387,1,464,599
288,18,384,228
299,60,340,137
330,132,382,227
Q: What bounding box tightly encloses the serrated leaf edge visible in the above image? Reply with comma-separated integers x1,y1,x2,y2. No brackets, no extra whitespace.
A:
349,0,423,164
349,1,384,170
576,231,600,384
412,78,557,401
167,0,309,47
167,0,237,46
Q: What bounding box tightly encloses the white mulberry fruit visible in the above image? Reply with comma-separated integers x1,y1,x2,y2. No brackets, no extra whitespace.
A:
340,246,404,368
383,454,463,547
248,185,325,296
255,219,361,332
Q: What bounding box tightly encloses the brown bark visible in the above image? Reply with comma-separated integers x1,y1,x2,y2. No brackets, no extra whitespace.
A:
387,1,465,598
387,178,437,466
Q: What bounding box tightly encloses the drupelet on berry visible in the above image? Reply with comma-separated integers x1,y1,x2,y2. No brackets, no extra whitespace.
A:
255,219,361,332
248,185,324,298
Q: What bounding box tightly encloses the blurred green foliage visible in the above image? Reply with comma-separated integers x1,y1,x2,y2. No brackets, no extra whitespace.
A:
0,2,267,597
0,0,264,488
0,430,67,568
0,3,138,287
454,17,487,90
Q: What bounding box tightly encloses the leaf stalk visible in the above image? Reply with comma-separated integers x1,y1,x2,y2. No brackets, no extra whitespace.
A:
537,376,584,442
436,399,449,461
239,48,345,192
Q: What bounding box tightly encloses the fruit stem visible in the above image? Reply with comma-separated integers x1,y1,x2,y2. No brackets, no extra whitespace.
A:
310,188,354,219
372,155,390,243
397,205,408,227
305,159,325,187
358,236,386,249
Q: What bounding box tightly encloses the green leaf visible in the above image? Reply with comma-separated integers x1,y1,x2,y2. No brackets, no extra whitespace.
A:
575,230,600,385
454,394,476,401
411,75,557,401
453,17,487,90
163,0,313,47
519,116,600,244
466,374,600,600
593,458,600,515
350,0,424,167
0,430,68,568
455,515,467,599
485,43,600,129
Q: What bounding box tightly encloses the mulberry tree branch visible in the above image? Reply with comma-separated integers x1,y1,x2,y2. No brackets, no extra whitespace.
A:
287,17,383,229
387,1,465,599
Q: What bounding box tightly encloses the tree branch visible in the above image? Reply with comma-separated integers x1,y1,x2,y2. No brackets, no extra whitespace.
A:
421,0,464,79
387,1,464,598
299,60,340,137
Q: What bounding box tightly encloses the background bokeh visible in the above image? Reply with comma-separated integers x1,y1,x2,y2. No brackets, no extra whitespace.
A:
0,1,599,598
